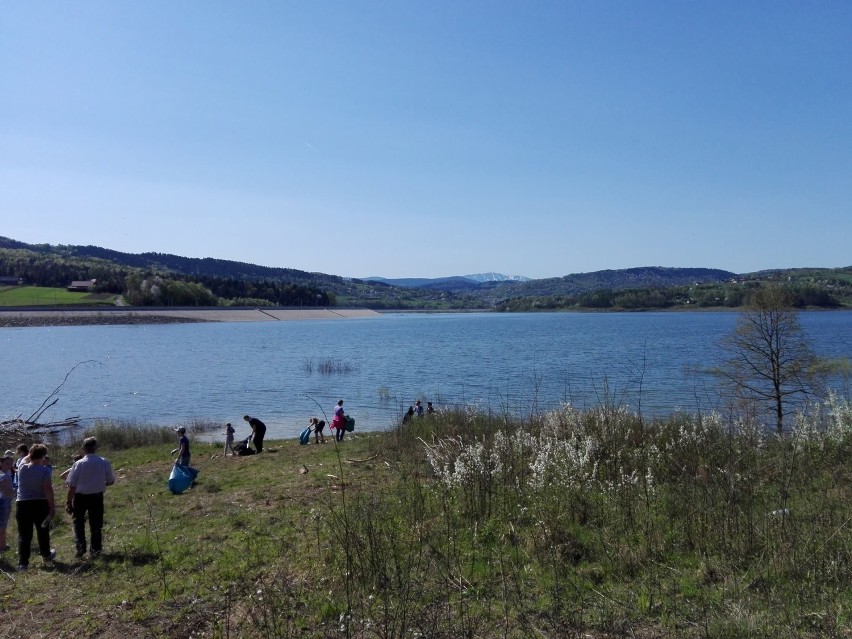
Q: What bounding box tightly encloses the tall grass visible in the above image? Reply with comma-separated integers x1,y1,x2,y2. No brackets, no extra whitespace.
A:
79,418,219,450
271,394,852,638
9,398,848,638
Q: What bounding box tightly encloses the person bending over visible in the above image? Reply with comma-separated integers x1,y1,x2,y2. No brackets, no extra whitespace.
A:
243,415,267,453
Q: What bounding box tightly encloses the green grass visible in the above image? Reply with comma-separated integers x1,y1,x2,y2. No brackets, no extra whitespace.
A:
0,285,118,306
2,400,852,638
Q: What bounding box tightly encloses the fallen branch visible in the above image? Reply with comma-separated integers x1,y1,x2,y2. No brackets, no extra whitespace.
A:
27,360,100,423
345,454,378,464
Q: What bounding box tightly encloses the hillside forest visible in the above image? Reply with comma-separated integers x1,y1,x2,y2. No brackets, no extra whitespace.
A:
0,237,850,310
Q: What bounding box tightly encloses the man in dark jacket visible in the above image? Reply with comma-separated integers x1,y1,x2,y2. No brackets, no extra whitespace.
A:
243,415,267,453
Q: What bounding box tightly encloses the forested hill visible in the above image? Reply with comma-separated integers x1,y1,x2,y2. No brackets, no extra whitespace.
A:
1,237,849,309
0,236,339,286
478,266,738,297
0,237,734,295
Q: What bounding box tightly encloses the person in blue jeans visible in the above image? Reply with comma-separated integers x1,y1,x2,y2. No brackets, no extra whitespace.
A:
0,453,14,552
331,400,347,442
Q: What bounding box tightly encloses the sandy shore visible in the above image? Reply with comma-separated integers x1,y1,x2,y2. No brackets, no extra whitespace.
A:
0,307,382,327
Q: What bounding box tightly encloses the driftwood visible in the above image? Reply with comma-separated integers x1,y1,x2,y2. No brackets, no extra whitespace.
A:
1,360,97,447
1,416,82,431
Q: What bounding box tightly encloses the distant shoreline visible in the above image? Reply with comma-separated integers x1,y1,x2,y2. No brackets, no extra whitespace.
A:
1,305,846,327
0,307,382,327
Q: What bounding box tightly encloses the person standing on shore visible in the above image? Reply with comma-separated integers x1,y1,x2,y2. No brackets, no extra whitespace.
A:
12,444,28,490
243,415,267,453
174,427,191,466
331,400,347,442
223,422,236,456
65,437,115,559
0,452,14,552
15,443,56,570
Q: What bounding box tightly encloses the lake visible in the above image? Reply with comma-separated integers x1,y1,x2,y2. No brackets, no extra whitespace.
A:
1,311,849,440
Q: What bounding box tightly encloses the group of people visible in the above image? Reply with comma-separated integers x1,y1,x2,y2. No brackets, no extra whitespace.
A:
218,414,267,457
0,395,414,570
402,399,435,423
0,437,115,571
179,401,351,461
306,399,349,444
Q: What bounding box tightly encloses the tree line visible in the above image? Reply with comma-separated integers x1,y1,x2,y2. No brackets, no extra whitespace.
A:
495,279,848,311
0,248,333,307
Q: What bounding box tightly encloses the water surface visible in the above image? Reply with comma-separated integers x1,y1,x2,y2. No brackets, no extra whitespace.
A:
1,311,849,439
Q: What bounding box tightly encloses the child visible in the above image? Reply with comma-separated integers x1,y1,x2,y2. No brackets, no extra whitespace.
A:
12,444,28,490
173,426,191,466
223,422,235,456
0,453,14,552
309,417,326,444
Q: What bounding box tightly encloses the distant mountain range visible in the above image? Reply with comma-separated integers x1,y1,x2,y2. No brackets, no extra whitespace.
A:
365,267,736,294
0,236,740,299
464,273,531,283
364,273,530,291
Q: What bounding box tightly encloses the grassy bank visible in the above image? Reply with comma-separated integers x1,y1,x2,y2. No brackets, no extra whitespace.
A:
0,286,118,307
2,399,851,638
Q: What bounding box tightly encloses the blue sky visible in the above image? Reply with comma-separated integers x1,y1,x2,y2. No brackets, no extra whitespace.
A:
2,2,850,279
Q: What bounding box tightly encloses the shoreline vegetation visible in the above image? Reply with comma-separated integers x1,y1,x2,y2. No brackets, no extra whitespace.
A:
1,401,851,638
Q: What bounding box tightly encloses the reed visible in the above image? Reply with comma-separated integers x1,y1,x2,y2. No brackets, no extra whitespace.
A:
303,357,358,375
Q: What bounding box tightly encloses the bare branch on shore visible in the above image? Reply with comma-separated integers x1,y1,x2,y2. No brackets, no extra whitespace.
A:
1,361,98,445
26,359,100,424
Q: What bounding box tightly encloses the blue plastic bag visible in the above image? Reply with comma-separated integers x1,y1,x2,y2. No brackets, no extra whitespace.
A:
168,463,198,494
299,426,311,445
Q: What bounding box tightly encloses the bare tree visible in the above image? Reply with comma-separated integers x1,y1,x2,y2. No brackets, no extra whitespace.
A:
718,286,817,434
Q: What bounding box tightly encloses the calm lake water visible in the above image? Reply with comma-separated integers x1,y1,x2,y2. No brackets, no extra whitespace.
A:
1,311,849,440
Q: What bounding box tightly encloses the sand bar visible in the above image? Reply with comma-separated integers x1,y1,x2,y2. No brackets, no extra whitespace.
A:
0,307,382,327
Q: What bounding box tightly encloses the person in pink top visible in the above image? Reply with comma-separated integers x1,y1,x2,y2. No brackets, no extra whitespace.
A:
331,399,347,442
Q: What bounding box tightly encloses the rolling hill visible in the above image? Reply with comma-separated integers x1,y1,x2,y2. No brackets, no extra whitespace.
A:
1,236,849,309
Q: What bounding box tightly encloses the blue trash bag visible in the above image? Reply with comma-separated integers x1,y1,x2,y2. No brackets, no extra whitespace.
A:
168,463,198,494
299,426,312,445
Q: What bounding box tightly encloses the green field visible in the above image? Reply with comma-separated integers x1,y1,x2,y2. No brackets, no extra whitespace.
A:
0,285,117,306
2,402,851,639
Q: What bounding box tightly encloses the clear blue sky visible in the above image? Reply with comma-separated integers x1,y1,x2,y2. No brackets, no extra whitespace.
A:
2,2,850,279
